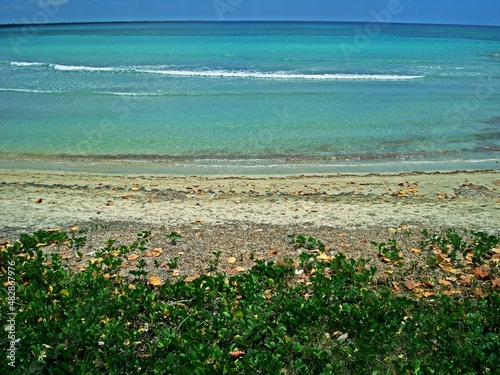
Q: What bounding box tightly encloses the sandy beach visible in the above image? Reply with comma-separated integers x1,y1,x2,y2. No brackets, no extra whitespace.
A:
1,168,499,277
1,169,499,231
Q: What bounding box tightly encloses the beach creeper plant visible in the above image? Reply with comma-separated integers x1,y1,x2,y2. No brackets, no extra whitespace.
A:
1,230,499,374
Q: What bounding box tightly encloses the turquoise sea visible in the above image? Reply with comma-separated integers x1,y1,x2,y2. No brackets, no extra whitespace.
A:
0,22,499,174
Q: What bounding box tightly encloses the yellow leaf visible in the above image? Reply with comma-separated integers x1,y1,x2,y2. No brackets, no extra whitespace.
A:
149,276,163,287
227,257,237,264
70,226,80,231
317,253,330,261
59,289,69,297
492,248,500,254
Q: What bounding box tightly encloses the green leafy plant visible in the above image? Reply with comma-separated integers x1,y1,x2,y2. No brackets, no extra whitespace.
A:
371,239,403,264
166,231,181,246
1,230,499,375
288,234,326,252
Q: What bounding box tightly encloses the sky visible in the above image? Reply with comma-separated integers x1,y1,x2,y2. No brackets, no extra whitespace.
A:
0,0,499,26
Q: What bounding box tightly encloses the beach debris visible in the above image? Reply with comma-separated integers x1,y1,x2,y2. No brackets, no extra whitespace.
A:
184,275,199,283
404,281,421,291
474,288,488,299
438,279,452,287
473,266,491,280
229,349,245,357
337,333,349,342
146,248,163,257
34,198,43,204
149,276,163,287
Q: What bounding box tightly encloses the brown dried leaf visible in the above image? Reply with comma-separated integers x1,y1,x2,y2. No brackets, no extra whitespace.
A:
438,279,452,286
172,270,180,277
70,226,80,231
491,278,500,289
491,254,500,263
127,254,139,261
435,253,450,265
474,287,488,299
404,281,421,291
184,275,198,283
146,248,163,257
236,266,245,272
473,266,491,279
269,249,278,255
411,248,422,254
227,257,237,264
149,276,163,287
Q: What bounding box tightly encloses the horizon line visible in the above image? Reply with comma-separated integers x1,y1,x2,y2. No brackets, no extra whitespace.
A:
1,19,499,29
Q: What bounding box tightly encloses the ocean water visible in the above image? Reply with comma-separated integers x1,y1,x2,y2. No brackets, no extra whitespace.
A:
0,22,499,174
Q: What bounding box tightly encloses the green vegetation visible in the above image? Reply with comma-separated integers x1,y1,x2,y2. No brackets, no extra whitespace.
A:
1,229,499,374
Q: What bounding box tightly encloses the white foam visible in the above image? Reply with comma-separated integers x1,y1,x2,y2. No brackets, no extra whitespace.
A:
139,69,423,81
8,61,424,80
53,64,116,72
0,88,59,94
10,61,45,67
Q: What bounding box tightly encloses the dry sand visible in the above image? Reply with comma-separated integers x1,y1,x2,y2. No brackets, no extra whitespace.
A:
1,169,498,232
1,169,498,278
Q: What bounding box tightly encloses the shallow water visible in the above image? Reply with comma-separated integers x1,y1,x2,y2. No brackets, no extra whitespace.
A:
0,22,499,174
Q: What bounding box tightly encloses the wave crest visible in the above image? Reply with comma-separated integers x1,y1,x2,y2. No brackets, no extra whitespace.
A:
7,61,424,81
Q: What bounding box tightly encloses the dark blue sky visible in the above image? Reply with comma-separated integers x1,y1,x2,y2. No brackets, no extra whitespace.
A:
1,0,499,26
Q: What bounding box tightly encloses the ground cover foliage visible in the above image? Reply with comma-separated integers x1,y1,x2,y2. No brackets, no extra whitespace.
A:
1,228,499,374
